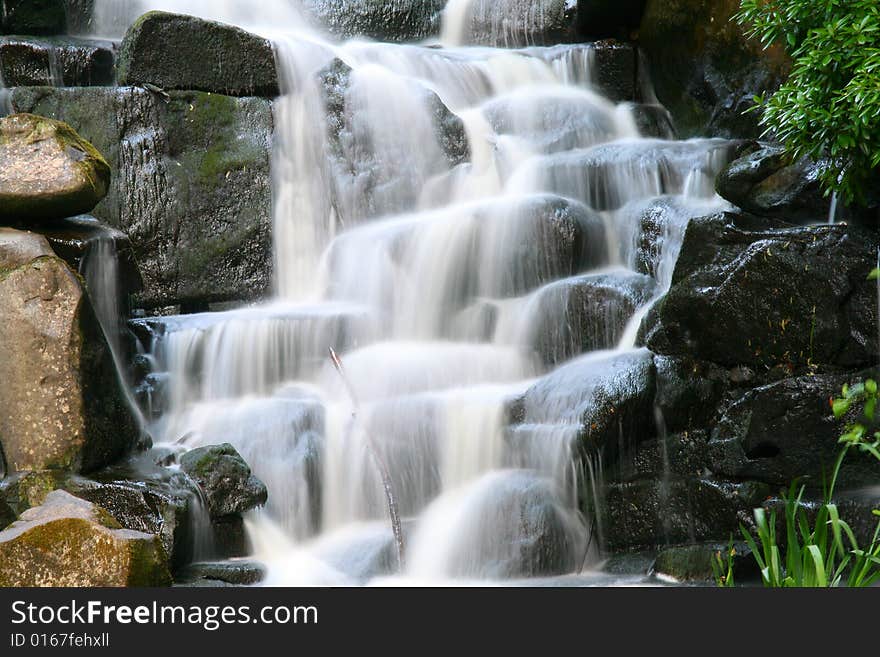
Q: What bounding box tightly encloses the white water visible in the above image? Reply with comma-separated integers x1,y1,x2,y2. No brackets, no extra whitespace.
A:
96,0,734,584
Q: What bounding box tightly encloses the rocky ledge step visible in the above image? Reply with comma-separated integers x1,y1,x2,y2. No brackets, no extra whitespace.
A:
0,35,115,87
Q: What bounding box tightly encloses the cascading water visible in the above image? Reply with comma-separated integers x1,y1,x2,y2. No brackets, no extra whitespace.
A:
98,0,737,584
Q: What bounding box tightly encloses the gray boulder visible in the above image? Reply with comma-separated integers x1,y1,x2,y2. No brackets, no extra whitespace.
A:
117,11,279,97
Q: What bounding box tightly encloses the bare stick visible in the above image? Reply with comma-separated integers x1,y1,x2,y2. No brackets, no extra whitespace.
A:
329,348,406,568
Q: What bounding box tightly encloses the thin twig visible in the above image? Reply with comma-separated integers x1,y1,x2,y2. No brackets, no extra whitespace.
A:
329,348,406,568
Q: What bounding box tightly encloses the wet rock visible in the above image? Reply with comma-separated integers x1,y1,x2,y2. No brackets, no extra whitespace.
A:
0,470,61,517
576,0,647,40
511,348,656,458
303,0,446,43
533,139,736,212
1,0,67,35
653,355,729,434
180,444,268,519
65,0,95,35
0,490,171,586
454,0,578,47
176,560,266,587
645,214,880,371
117,11,278,97
526,270,656,366
639,0,790,137
0,497,14,530
0,36,115,87
319,58,469,223
591,40,638,103
615,429,713,483
212,515,249,558
0,113,110,222
629,103,676,139
10,86,273,309
652,541,758,583
603,478,767,551
715,144,831,224
31,214,139,292
708,371,880,489
0,229,140,473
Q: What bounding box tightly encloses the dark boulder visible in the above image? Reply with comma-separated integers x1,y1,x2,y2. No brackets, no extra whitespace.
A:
525,270,656,366
639,0,791,138
0,112,110,222
510,348,656,459
652,541,759,582
576,0,647,40
0,36,115,87
1,0,67,35
117,11,279,97
653,355,729,434
303,0,445,43
708,371,880,490
603,478,767,551
591,40,639,103
10,86,273,309
180,444,268,519
645,214,880,371
715,144,833,224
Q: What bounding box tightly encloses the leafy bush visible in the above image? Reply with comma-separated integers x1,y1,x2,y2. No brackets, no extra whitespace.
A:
736,0,880,205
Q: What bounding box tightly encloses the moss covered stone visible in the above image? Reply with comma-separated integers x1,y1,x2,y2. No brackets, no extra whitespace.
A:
0,490,171,586
180,443,268,519
639,0,790,138
0,36,115,87
116,11,278,98
9,86,273,309
0,229,140,474
0,113,110,222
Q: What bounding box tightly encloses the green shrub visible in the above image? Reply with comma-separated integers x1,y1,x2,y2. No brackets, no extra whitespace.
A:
736,0,880,205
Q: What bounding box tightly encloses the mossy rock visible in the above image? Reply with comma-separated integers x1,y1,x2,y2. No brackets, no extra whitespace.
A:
180,444,268,519
653,542,757,582
639,0,791,138
0,490,171,586
116,11,278,97
0,113,110,222
0,36,115,87
0,0,67,36
9,86,273,309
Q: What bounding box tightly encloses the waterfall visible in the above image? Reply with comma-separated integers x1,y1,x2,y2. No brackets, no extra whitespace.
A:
113,1,735,584
0,66,10,117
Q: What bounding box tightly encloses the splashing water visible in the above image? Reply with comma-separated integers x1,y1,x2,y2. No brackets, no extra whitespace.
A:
107,0,737,584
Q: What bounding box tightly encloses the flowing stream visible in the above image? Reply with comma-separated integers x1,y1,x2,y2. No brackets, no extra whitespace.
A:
92,0,735,584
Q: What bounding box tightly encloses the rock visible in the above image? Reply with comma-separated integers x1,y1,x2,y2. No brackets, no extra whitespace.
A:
708,371,880,489
653,355,729,434
510,348,656,459
180,444,268,519
0,229,140,473
603,478,767,551
615,429,714,483
176,560,266,586
212,515,250,558
576,0,647,40
0,36,115,87
0,113,110,222
117,11,278,97
35,214,143,299
532,139,737,212
645,214,880,371
0,470,60,516
715,144,832,224
639,0,791,137
10,86,273,309
303,0,446,43
64,0,95,35
525,271,656,366
1,0,67,35
652,541,758,582
0,490,171,586
318,58,469,223
629,103,677,139
453,0,578,47
591,40,638,103
0,497,14,530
